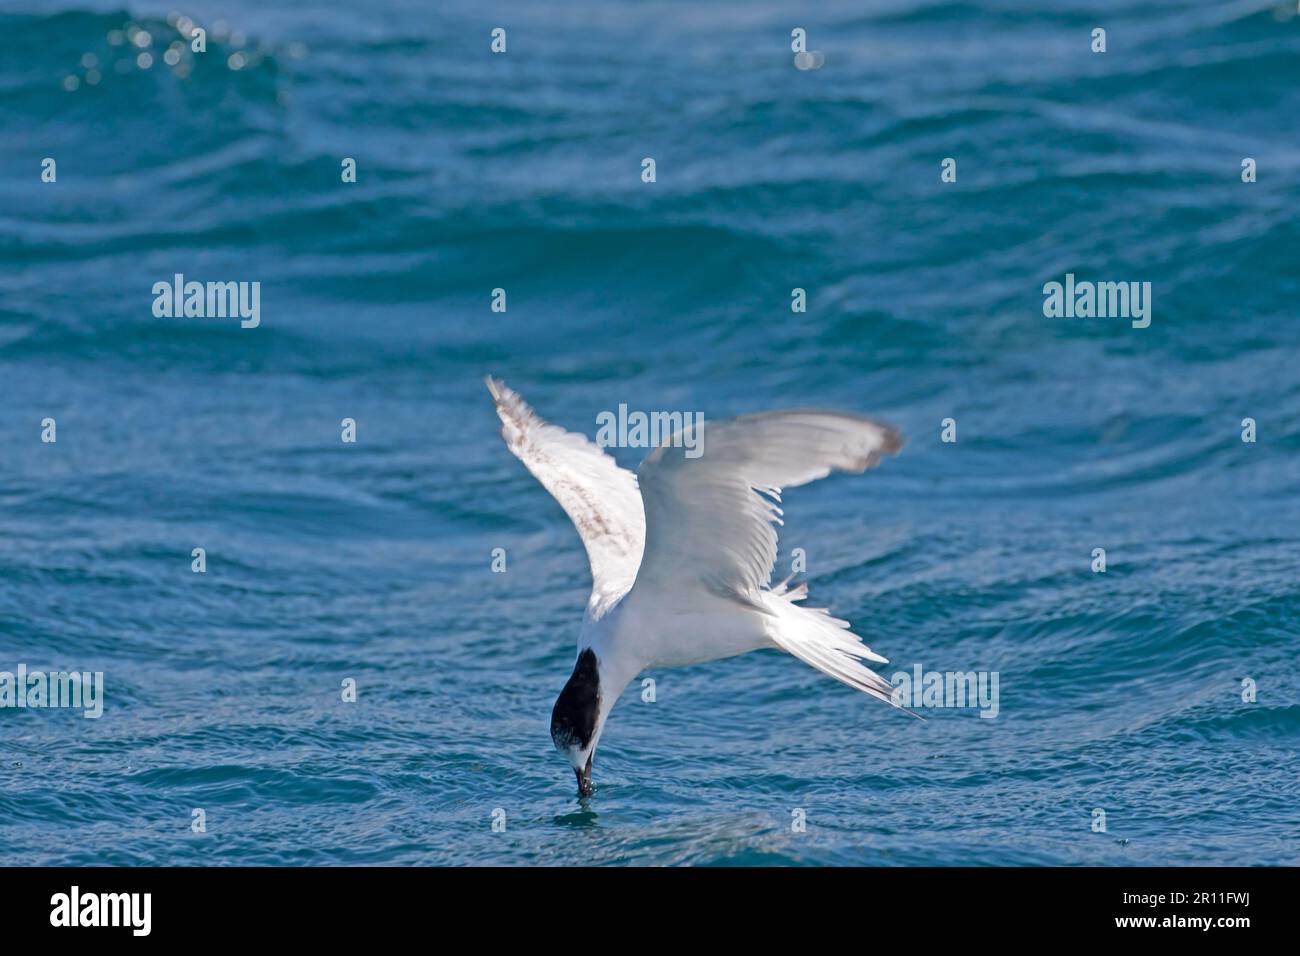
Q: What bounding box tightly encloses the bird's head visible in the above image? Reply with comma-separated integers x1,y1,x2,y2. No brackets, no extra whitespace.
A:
551,648,604,797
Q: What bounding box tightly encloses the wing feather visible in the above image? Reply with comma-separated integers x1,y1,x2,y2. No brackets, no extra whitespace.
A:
634,410,901,604
486,377,646,619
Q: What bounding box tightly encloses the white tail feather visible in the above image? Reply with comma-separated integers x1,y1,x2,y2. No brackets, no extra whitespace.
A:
762,587,912,712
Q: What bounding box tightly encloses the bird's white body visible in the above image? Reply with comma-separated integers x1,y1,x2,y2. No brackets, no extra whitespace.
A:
591,588,772,670
485,377,905,795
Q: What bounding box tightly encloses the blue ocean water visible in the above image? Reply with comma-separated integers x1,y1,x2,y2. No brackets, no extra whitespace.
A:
2,0,1298,866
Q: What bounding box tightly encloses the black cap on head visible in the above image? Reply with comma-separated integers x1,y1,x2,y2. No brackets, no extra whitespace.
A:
551,648,601,752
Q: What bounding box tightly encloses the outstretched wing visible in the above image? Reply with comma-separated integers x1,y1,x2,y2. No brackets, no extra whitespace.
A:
486,377,646,619
633,409,904,705
634,410,901,605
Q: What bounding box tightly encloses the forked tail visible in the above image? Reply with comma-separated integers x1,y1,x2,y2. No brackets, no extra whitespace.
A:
763,580,918,716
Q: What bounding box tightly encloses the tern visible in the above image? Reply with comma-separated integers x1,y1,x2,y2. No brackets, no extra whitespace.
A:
486,377,905,797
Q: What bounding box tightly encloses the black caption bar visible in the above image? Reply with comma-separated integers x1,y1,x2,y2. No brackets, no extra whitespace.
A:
0,866,1278,941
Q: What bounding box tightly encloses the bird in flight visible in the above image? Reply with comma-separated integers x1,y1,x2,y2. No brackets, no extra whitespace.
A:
486,377,905,797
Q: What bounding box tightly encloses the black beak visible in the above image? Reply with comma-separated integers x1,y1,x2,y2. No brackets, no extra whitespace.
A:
574,755,594,797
